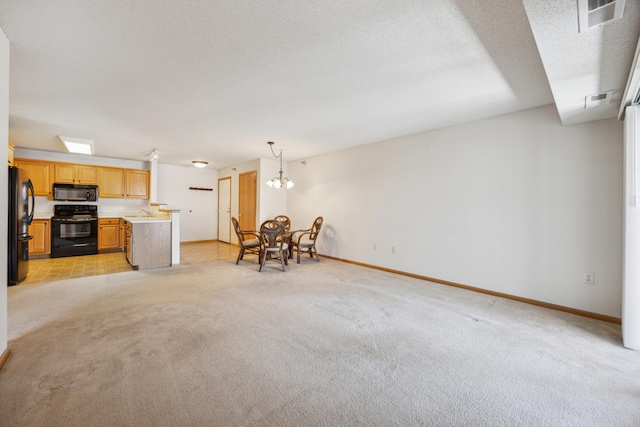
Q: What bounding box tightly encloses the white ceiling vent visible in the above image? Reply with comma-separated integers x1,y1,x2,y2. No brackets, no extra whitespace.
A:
585,90,614,108
578,0,626,33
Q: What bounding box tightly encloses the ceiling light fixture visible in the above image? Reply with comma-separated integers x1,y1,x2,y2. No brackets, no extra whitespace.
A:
266,141,294,189
147,149,159,160
58,135,94,155
192,161,208,168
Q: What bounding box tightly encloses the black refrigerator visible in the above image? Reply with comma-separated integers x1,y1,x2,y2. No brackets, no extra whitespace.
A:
8,166,34,286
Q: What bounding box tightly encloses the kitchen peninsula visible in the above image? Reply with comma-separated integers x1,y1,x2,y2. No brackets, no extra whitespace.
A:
30,210,176,270
122,216,172,270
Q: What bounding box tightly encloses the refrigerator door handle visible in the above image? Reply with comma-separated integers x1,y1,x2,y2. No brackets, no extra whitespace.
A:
27,179,35,225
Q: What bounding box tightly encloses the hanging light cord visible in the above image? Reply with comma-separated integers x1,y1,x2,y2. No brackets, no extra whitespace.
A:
268,141,284,176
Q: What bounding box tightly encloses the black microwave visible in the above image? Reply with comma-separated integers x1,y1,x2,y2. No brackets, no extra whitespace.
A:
53,183,99,201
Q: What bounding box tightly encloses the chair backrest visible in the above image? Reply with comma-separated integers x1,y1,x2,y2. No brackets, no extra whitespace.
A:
232,217,247,243
308,216,323,241
273,215,291,231
260,220,286,248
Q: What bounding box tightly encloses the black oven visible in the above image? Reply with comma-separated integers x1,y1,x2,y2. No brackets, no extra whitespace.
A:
51,205,99,258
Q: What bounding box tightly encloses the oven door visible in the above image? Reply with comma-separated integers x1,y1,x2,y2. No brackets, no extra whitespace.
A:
51,217,99,258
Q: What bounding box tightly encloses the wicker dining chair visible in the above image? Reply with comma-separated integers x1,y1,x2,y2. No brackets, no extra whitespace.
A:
232,217,260,264
259,220,289,272
273,215,291,231
291,216,323,264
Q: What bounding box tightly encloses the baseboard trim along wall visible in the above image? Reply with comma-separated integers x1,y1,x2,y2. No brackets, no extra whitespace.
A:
322,254,621,325
182,239,218,245
0,348,9,370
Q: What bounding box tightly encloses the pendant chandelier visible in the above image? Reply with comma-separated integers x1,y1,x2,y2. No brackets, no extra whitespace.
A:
266,141,294,189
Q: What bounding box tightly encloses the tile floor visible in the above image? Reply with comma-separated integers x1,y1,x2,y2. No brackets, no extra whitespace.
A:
22,241,238,285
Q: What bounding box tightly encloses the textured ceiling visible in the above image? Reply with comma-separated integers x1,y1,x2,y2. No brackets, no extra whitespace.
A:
0,0,638,168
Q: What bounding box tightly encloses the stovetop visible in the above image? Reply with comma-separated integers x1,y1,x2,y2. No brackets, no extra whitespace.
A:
53,204,98,217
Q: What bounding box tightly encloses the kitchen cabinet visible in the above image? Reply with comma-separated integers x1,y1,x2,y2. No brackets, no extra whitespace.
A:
120,219,125,250
125,220,171,270
14,158,149,199
14,159,52,196
54,163,98,184
29,219,50,255
98,218,121,251
126,169,149,198
8,141,14,166
98,167,125,198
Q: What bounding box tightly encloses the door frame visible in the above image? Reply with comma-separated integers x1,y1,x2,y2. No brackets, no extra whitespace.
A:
218,176,231,243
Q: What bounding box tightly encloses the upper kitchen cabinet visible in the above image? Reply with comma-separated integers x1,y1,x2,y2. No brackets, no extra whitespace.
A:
54,163,98,184
98,167,125,198
14,159,52,196
126,169,149,198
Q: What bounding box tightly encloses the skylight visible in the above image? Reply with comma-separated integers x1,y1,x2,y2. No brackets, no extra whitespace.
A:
58,136,95,155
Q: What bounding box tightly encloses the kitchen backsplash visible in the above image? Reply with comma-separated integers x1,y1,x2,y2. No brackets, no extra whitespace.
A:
34,196,150,217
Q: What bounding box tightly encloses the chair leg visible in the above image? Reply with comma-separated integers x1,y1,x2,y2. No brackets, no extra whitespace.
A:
280,251,286,271
236,247,244,265
259,251,266,272
297,246,301,264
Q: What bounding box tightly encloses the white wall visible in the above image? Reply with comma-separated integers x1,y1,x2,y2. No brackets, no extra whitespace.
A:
1,26,9,361
157,163,219,242
260,158,288,222
288,105,623,318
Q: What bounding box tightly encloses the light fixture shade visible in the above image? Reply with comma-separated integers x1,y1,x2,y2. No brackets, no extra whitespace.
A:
266,176,294,189
192,161,208,168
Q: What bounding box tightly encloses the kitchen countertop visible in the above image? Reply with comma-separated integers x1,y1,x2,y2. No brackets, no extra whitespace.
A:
120,216,171,223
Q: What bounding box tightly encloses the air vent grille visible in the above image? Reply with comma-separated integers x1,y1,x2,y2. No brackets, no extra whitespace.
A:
578,0,625,32
585,91,613,108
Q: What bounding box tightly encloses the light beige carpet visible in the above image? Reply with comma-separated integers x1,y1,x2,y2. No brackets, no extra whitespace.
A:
1,258,639,426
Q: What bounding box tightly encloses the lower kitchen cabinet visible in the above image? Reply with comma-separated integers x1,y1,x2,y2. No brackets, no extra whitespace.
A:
29,219,50,256
125,221,171,270
98,218,122,251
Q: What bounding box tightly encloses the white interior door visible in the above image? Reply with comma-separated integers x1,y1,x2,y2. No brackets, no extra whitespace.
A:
218,177,231,243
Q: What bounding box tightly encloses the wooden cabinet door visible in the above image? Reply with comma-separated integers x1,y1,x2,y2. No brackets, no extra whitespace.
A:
126,169,149,198
98,219,120,250
98,167,125,198
15,159,52,196
8,142,14,166
53,163,76,184
29,219,50,255
76,165,98,184
55,163,98,184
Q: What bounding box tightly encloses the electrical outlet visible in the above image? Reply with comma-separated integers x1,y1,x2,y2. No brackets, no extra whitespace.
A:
372,243,377,250
391,246,396,254
584,272,595,285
